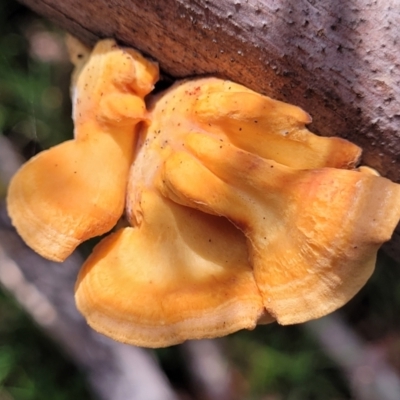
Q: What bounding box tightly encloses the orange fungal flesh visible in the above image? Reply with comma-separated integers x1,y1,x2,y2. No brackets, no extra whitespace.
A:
160,133,400,324
75,190,268,348
7,39,158,261
7,39,400,347
143,78,361,170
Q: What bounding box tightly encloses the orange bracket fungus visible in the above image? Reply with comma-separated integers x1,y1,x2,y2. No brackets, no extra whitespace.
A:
7,37,159,261
7,38,400,348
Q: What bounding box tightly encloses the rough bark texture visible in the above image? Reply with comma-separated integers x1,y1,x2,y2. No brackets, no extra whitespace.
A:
17,0,400,260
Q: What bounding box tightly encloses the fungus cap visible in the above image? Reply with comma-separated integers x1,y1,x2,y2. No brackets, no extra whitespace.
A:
76,75,400,346
159,133,400,324
75,189,270,348
7,39,158,261
6,39,400,348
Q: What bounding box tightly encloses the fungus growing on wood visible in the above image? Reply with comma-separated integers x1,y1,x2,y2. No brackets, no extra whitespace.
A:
7,39,400,347
7,39,158,261
159,132,400,324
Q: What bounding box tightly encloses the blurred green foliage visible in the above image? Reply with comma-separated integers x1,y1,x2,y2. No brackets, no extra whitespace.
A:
0,291,93,400
0,0,91,399
0,0,72,154
1,0,400,399
227,327,350,399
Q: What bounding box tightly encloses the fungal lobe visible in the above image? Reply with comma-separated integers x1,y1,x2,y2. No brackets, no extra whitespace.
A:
7,39,158,261
7,39,400,348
